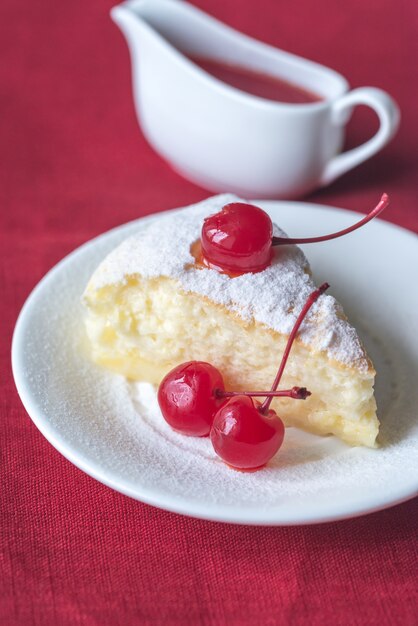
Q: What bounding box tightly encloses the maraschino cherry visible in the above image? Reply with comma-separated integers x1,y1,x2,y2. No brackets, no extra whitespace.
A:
210,283,329,470
158,361,225,436
201,195,389,276
210,396,284,471
201,202,273,274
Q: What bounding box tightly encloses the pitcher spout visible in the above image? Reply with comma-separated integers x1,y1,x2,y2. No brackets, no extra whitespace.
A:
111,3,146,52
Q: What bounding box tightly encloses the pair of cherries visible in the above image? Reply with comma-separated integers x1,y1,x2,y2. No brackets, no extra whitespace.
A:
158,194,389,470
158,283,328,470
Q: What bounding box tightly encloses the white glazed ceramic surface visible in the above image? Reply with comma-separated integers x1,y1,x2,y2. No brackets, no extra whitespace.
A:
12,202,418,525
111,0,400,198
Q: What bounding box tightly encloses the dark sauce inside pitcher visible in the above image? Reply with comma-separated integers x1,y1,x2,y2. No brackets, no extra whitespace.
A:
189,56,323,104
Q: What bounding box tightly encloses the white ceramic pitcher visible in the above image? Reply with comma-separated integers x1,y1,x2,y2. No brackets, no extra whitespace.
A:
111,0,400,198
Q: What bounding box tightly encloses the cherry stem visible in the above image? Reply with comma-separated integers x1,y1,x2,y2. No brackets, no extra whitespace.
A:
259,282,329,415
216,386,311,400
272,194,389,246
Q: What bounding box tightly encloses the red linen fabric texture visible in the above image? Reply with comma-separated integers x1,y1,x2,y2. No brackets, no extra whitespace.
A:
1,0,417,624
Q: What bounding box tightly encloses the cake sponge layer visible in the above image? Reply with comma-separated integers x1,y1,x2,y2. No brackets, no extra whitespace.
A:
84,275,378,447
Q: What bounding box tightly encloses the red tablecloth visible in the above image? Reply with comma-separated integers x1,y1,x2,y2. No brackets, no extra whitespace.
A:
2,0,417,624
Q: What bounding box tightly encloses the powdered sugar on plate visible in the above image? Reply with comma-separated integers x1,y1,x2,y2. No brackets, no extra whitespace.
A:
85,194,369,371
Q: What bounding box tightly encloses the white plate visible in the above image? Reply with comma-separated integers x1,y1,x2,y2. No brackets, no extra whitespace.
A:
12,201,418,525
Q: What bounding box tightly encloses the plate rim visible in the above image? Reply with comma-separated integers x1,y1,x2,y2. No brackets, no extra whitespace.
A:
11,200,418,525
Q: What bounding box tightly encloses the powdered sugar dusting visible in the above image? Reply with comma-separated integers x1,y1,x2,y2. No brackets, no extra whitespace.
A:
86,194,369,371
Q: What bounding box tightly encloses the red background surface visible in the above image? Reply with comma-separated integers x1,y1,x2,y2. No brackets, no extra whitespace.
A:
2,0,417,624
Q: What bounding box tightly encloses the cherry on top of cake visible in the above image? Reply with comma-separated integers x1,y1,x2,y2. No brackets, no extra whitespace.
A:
199,195,389,276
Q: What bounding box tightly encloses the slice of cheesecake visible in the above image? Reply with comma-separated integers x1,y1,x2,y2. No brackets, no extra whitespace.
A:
83,194,378,447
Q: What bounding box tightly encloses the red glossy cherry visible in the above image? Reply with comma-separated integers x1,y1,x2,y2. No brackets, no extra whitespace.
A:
210,396,285,470
201,202,273,274
200,195,389,276
158,361,225,436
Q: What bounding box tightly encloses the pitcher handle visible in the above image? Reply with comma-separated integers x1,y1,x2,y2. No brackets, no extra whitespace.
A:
320,87,400,186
